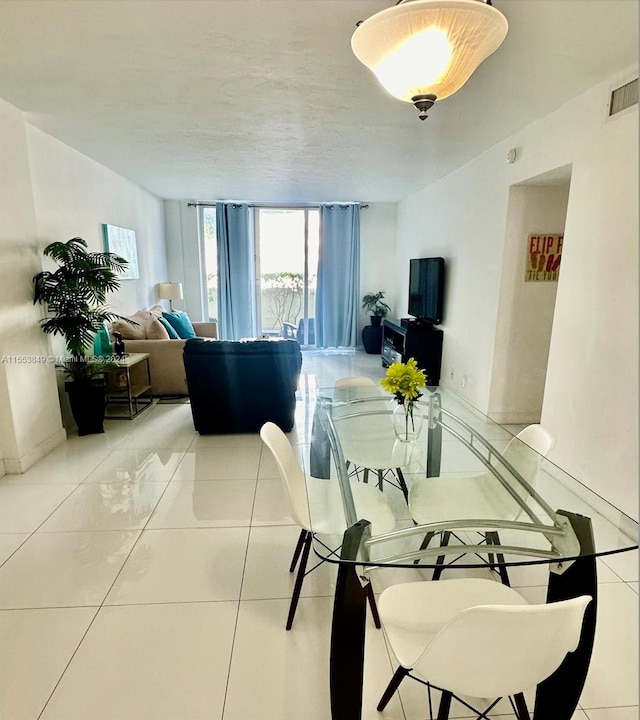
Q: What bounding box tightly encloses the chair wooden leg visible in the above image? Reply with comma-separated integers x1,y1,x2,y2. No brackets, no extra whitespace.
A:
286,532,312,630
513,693,531,720
376,666,410,711
289,528,308,573
436,690,453,720
364,582,381,629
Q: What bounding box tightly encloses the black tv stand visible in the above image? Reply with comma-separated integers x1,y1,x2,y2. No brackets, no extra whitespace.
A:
382,318,443,386
401,317,435,331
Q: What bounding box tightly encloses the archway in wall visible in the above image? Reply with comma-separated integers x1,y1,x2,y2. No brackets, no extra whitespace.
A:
488,166,572,425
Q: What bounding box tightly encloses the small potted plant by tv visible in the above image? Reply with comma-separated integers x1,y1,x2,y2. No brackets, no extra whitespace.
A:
361,291,391,353
362,291,391,327
33,237,130,435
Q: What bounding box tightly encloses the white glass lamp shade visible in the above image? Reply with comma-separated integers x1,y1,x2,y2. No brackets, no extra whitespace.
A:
157,282,184,301
351,0,508,103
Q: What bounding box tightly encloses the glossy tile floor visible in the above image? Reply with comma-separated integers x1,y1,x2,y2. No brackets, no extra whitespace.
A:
0,350,637,720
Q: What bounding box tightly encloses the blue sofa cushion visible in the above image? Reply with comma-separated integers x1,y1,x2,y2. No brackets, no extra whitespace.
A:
162,311,196,339
158,315,180,339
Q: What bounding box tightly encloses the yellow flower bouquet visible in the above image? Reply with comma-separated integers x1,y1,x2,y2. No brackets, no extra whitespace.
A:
380,358,427,442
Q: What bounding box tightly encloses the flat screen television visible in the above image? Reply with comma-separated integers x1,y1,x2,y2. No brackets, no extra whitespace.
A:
408,257,445,325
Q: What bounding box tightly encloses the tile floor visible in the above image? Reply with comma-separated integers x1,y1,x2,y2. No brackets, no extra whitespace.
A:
0,350,637,720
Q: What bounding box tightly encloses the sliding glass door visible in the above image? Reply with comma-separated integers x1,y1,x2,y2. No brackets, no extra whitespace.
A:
256,208,319,345
200,205,319,342
201,206,218,322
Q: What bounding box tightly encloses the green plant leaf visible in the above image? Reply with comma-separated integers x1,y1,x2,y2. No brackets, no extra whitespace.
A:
33,236,131,362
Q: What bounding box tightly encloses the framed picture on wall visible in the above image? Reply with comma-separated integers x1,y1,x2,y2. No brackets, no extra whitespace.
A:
103,224,139,279
525,233,563,282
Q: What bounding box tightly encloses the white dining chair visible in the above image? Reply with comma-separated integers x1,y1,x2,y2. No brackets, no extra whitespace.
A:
408,424,556,582
334,376,377,388
376,577,591,719
260,422,396,629
333,376,411,497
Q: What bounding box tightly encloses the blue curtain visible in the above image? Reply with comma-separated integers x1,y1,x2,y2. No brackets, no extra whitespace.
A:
315,204,360,348
216,203,255,340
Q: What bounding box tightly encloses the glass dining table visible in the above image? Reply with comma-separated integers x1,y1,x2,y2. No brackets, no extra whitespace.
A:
299,384,639,720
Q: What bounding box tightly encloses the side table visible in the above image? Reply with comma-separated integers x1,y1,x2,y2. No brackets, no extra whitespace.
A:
105,353,153,419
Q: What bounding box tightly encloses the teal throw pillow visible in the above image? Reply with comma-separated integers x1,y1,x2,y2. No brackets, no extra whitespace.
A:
158,315,180,339
162,310,196,339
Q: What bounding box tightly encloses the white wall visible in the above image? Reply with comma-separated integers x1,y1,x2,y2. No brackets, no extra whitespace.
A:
359,203,398,333
397,162,509,408
27,126,167,316
397,70,638,515
542,108,638,516
164,201,205,320
0,99,66,473
0,97,169,468
489,183,570,423
164,201,399,334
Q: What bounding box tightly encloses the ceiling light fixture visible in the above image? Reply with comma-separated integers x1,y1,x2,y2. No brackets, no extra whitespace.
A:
351,0,508,120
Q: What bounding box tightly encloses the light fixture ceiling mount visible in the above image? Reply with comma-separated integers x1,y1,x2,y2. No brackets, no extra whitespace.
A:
351,0,508,120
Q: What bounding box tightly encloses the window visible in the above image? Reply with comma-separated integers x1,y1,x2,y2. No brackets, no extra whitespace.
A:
202,207,217,321
200,205,320,341
256,208,319,343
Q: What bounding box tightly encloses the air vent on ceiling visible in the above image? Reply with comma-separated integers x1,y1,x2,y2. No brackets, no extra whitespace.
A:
609,78,638,116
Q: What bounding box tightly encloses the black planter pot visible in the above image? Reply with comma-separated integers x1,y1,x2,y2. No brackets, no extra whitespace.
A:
370,315,383,327
65,380,107,436
362,324,383,354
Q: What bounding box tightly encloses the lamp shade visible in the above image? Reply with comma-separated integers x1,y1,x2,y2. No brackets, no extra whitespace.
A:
351,0,508,104
157,282,184,301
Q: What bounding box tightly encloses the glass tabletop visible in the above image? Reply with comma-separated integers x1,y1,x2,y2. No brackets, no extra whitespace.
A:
302,385,638,571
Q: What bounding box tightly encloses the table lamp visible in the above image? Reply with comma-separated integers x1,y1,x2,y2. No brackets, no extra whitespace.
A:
157,282,183,312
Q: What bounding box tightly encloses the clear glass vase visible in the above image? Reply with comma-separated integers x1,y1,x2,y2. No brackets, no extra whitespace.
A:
392,400,424,443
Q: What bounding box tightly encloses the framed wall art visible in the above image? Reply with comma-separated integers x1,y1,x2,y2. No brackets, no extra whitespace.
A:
525,233,563,282
102,224,139,279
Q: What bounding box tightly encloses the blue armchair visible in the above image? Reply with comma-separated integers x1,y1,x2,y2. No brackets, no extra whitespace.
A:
183,338,302,433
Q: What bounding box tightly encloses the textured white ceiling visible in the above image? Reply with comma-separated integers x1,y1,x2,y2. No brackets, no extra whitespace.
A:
0,0,637,203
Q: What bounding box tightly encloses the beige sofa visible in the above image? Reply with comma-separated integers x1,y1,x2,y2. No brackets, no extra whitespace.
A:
110,307,218,396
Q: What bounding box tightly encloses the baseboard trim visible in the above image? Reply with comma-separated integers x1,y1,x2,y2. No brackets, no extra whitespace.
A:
3,427,68,475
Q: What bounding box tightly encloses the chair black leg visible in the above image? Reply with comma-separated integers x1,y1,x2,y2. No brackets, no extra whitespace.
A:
376,666,410,711
419,531,435,550
432,531,451,581
286,532,312,630
289,528,308,573
513,693,531,720
415,531,435,565
436,690,453,720
364,582,381,629
396,467,409,501
486,531,511,586
377,469,384,491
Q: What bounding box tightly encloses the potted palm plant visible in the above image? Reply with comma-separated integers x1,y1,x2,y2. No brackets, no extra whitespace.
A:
33,236,131,435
